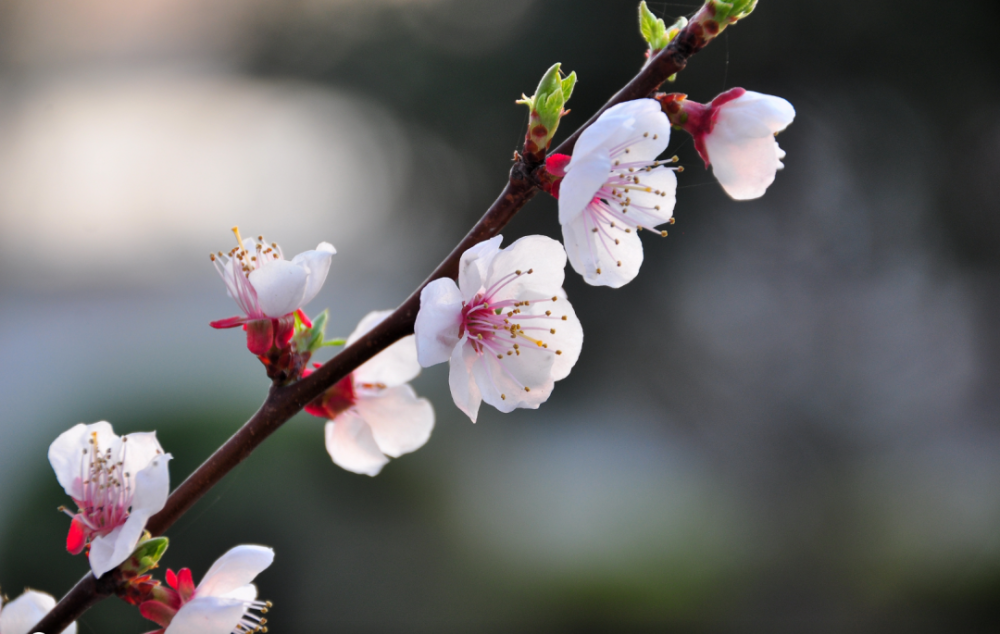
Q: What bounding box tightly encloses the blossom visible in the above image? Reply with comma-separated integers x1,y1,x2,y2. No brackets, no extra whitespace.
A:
49,422,171,578
414,235,583,422
547,98,678,288
304,310,434,476
210,226,336,355
139,545,274,634
662,88,795,200
0,589,76,634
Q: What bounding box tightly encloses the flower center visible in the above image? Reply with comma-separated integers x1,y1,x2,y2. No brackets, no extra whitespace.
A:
210,226,284,278
75,432,133,536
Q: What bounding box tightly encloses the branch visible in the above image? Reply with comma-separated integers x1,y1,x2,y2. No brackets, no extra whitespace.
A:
31,17,711,634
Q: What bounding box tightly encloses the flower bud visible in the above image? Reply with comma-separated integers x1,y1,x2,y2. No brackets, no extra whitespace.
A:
688,0,757,42
118,536,170,580
639,2,687,59
517,63,577,163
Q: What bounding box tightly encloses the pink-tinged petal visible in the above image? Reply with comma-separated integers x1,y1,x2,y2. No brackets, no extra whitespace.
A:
562,209,644,288
415,279,464,368
48,422,116,500
208,316,247,329
472,337,555,414
163,597,246,634
197,545,275,598
349,311,422,387
449,340,482,422
130,451,171,516
354,384,434,458
248,259,308,318
140,600,178,628
547,289,583,381
66,516,88,554
245,319,274,355
704,131,783,200
572,102,641,159
457,235,503,299
573,99,666,161
558,153,611,225
720,91,795,134
290,242,336,308
485,234,567,301
0,590,76,634
324,415,389,476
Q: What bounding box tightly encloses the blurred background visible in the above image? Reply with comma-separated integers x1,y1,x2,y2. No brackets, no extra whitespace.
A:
1,0,999,632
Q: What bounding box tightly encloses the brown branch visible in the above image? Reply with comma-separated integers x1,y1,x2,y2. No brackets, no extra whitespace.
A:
31,16,715,633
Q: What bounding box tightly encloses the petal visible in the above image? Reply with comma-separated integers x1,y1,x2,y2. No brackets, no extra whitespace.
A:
348,311,421,387
116,432,166,485
354,384,434,458
0,590,65,634
290,243,336,309
562,206,644,288
130,451,171,516
545,289,583,381
705,129,784,200
197,545,275,598
414,279,464,367
619,166,677,227
89,516,148,578
248,259,308,318
220,584,258,602
163,597,247,634
457,235,503,299
572,100,646,159
448,340,482,423
574,99,668,162
472,343,555,413
324,415,389,476
484,234,568,301
559,153,611,225
721,91,796,134
48,421,116,500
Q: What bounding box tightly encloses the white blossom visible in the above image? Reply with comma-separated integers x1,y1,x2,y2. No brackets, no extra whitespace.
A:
415,235,583,422
48,421,171,578
553,99,677,288
0,589,76,634
306,310,434,476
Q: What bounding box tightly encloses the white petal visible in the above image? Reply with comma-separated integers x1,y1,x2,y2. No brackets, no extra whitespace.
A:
414,278,464,368
448,340,482,423
723,91,796,133
89,516,145,578
48,421,116,501
559,153,612,225
164,596,247,634
349,311,421,387
562,207,644,288
572,100,647,159
705,130,784,200
197,545,275,598
130,452,171,516
0,590,75,634
457,235,503,299
545,289,583,381
472,343,554,413
116,431,165,487
485,234,567,300
621,166,677,227
220,584,257,602
573,99,668,162
324,415,389,476
354,384,434,458
290,243,336,309
248,259,308,318
622,104,672,161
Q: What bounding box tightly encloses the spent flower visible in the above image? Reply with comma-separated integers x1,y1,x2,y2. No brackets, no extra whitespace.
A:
415,235,583,422
49,421,171,578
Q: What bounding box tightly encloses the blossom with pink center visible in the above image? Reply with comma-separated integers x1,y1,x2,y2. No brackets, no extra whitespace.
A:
0,589,76,634
661,88,795,200
304,310,434,476
48,421,171,578
548,98,678,288
414,235,583,422
210,226,336,355
139,545,274,634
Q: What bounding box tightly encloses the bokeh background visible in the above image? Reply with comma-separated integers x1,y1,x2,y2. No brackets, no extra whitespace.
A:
2,0,999,632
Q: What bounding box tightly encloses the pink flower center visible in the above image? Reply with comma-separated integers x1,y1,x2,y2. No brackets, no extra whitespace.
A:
70,432,135,539
210,226,285,320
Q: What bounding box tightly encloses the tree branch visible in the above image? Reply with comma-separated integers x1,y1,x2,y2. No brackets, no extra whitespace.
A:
31,18,712,634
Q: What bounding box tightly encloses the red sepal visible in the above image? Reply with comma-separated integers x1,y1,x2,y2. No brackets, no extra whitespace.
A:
296,308,313,329
66,516,88,555
209,315,248,329
245,319,274,355
273,314,296,349
139,600,178,628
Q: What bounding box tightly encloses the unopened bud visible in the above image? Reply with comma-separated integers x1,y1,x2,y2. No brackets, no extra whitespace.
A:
118,536,169,580
639,2,688,57
517,63,577,162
